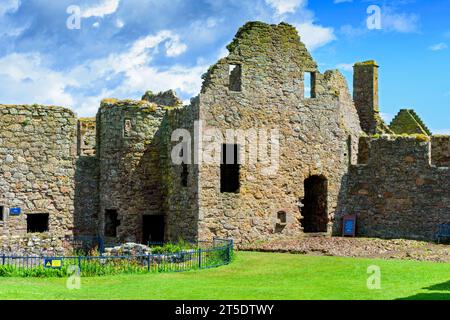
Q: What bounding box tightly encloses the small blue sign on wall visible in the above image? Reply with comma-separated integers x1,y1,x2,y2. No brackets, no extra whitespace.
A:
344,220,354,234
342,215,357,237
9,208,21,216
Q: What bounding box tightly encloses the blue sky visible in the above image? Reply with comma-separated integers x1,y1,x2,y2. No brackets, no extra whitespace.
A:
0,0,448,133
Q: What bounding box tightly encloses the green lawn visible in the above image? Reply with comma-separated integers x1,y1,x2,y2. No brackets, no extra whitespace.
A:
0,251,449,300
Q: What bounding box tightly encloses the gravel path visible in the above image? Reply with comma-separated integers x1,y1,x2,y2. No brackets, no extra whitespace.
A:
239,237,450,263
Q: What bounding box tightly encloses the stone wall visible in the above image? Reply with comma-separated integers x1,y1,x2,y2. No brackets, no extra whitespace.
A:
74,118,99,237
344,136,450,241
431,135,450,167
161,101,200,241
97,99,167,243
0,105,77,253
197,22,361,244
1,21,446,252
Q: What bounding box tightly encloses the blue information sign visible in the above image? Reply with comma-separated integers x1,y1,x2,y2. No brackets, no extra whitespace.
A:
9,208,21,216
342,215,357,237
344,220,354,234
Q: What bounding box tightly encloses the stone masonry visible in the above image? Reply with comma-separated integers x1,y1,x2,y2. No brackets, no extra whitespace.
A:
0,22,448,254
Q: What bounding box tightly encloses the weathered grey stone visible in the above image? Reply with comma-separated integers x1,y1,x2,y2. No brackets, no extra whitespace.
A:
0,22,449,256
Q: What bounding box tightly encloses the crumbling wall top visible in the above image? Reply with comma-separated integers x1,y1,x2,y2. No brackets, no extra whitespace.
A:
0,104,76,118
355,134,434,168
100,98,158,113
225,21,317,70
141,90,183,108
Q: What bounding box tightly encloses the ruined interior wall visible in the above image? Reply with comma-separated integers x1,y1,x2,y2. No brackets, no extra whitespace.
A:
78,118,96,156
197,22,361,244
347,136,450,241
97,100,166,243
0,105,77,254
74,118,99,237
161,101,200,241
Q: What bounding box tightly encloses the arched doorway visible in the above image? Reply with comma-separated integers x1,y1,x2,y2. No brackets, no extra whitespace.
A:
301,175,328,233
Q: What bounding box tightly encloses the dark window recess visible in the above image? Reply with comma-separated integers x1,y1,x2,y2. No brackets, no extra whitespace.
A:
229,64,242,92
142,215,165,244
105,210,120,237
27,214,49,233
277,211,287,224
220,144,240,193
181,163,189,187
0,206,4,221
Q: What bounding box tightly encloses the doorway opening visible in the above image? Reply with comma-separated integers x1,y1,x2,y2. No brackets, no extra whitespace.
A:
142,215,165,244
105,209,120,237
301,175,328,233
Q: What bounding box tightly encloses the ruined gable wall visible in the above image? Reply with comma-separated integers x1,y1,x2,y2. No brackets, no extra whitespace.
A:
346,136,450,241
0,105,77,255
97,100,166,243
197,22,361,244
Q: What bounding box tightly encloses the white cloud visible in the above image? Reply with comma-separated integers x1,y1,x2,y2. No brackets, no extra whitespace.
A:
336,63,353,72
429,43,447,51
339,6,420,37
164,36,188,57
82,0,120,18
382,9,420,33
93,22,100,28
115,19,125,28
0,0,20,16
294,22,336,51
265,0,305,15
0,53,76,107
0,30,202,116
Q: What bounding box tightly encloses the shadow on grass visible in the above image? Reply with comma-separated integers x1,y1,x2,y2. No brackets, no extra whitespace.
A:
423,280,450,292
397,280,450,300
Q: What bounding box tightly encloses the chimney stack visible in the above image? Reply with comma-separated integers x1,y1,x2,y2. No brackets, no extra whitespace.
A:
353,60,389,135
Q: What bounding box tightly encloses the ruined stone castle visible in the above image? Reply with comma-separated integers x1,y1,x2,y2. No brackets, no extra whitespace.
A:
0,22,449,254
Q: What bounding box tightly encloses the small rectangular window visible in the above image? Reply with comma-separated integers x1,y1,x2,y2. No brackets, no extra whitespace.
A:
220,144,240,193
304,72,313,98
124,119,132,138
229,64,242,92
105,209,120,237
27,214,49,233
277,211,287,224
0,206,4,221
181,163,189,187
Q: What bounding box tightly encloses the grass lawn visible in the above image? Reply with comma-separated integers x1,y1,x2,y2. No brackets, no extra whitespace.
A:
0,251,449,300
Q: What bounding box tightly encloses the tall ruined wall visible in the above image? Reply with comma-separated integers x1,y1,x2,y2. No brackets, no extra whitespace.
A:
97,99,167,243
161,100,200,241
197,22,361,244
0,105,77,254
74,118,99,237
346,136,450,241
